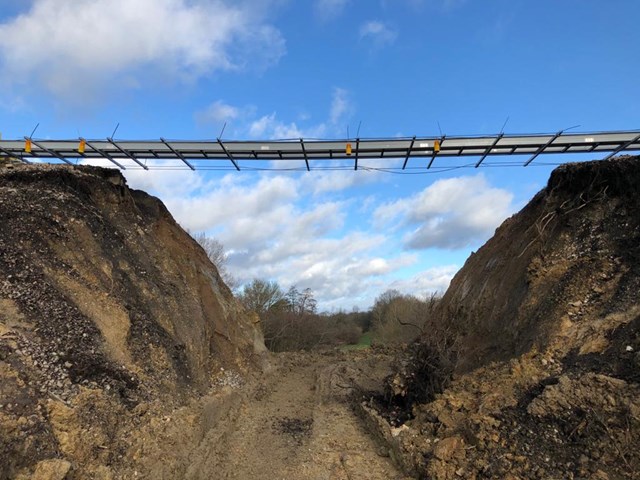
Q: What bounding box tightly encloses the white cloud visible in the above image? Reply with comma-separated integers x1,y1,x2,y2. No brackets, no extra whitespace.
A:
308,170,360,194
167,175,300,235
120,165,422,309
200,87,352,140
330,87,352,126
359,21,397,46
248,113,328,139
0,0,285,100
314,0,350,20
124,167,207,198
300,165,384,196
374,175,514,250
195,101,242,125
387,265,459,296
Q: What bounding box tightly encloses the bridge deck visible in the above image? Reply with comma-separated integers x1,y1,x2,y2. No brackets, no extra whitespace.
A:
1,130,638,171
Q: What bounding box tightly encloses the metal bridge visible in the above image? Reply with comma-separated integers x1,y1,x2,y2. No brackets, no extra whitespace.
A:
1,129,638,172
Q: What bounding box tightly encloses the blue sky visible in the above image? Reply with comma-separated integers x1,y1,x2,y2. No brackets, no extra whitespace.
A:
1,0,638,310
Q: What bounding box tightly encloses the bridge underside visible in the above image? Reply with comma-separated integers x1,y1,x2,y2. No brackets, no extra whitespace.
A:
1,130,638,171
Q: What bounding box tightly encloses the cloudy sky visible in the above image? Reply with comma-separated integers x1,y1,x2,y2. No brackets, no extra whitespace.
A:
1,0,638,310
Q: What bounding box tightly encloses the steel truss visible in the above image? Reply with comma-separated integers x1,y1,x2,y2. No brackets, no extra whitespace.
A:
1,130,638,171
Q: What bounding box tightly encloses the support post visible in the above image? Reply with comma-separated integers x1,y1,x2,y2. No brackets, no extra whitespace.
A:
524,130,563,166
602,133,640,161
300,138,310,171
475,133,504,168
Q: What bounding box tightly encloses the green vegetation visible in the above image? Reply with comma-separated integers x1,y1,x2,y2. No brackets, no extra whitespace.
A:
340,331,372,351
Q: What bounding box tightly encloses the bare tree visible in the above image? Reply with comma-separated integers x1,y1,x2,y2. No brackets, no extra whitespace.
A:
285,286,317,315
372,290,440,345
239,279,286,316
191,232,237,290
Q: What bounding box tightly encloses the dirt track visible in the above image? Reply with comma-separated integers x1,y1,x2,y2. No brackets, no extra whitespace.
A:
183,351,409,480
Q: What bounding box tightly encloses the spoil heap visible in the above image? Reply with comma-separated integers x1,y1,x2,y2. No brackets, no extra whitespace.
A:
0,164,266,479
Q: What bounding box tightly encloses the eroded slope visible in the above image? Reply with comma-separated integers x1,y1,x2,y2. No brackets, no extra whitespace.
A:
376,156,640,479
0,163,266,479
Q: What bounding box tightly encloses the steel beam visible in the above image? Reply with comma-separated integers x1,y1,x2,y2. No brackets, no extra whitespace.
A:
402,136,416,170
107,138,148,170
83,140,126,169
475,133,504,168
27,138,74,165
0,146,28,163
0,130,636,170
354,138,360,171
160,138,195,170
300,138,310,171
427,136,445,169
602,133,640,161
217,139,240,171
524,130,563,166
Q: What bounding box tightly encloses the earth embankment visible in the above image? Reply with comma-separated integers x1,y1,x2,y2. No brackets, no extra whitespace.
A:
0,163,267,478
378,156,640,479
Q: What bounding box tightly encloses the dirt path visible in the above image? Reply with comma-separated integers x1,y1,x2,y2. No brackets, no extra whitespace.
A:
185,351,409,480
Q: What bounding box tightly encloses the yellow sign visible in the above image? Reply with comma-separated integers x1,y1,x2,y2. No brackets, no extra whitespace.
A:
434,140,441,153
25,139,32,153
79,139,86,154
346,143,352,155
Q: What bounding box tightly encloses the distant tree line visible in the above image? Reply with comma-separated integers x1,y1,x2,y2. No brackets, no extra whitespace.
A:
237,279,363,351
239,279,440,352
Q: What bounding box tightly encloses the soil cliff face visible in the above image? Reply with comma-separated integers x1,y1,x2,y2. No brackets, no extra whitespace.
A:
439,155,640,369
374,156,640,479
0,163,266,479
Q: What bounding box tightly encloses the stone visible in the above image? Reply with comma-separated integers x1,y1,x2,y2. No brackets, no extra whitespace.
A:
93,466,114,480
377,446,390,457
32,459,71,480
433,435,465,461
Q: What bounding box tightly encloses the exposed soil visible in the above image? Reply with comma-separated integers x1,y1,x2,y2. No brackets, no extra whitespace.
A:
2,156,640,479
0,161,411,479
0,162,267,478
179,350,410,480
369,156,640,479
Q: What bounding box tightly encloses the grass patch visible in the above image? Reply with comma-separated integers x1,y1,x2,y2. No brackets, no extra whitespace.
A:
340,332,372,351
